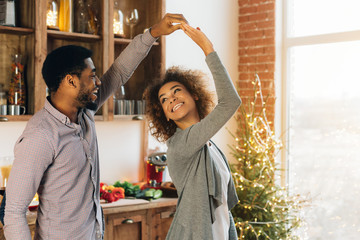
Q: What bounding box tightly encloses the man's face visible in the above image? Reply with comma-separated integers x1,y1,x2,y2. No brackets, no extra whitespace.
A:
75,58,101,111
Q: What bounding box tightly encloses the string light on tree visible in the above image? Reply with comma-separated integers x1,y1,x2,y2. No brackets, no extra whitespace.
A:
229,74,309,239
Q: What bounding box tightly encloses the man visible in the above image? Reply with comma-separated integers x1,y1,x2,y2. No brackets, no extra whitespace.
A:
3,13,188,239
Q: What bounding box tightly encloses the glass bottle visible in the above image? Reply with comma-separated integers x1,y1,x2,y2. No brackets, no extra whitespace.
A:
74,0,88,33
46,0,59,30
59,0,73,32
8,54,26,106
86,0,99,34
113,0,124,37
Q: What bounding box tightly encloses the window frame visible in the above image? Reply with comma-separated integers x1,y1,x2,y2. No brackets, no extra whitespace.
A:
275,0,360,186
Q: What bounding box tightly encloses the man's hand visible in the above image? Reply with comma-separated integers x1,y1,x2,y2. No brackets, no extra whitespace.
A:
150,13,188,38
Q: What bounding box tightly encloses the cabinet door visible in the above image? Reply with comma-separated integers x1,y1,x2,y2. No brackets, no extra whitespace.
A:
104,210,148,240
151,206,176,240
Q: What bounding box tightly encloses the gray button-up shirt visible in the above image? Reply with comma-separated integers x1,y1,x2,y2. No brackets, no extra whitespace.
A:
4,30,156,240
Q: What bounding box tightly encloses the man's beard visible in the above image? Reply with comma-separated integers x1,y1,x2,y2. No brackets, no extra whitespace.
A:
76,88,98,111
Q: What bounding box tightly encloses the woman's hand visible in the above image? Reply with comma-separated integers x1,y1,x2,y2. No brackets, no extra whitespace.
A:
181,24,214,56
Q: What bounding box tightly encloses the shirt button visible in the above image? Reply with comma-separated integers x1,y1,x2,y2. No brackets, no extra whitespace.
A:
88,156,92,160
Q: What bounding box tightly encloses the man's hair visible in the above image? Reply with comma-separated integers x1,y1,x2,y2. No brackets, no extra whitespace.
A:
143,66,215,142
42,45,93,93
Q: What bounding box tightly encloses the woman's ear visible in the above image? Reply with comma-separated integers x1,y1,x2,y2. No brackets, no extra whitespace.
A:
193,94,199,101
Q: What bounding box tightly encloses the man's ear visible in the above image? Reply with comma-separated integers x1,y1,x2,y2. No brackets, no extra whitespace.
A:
65,74,77,88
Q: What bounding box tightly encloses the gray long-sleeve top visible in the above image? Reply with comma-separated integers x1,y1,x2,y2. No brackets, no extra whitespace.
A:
165,51,241,240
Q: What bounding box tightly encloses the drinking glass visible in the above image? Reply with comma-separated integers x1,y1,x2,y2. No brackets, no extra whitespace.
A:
125,9,139,39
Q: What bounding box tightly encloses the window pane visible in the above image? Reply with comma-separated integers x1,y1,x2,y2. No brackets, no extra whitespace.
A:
288,41,360,239
288,0,360,37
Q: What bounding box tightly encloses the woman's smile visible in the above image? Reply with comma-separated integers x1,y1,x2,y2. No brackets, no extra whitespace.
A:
172,102,184,112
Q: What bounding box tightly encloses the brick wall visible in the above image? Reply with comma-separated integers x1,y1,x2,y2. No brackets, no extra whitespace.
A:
238,0,276,127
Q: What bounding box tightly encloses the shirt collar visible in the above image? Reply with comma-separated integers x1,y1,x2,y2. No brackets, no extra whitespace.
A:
44,96,72,125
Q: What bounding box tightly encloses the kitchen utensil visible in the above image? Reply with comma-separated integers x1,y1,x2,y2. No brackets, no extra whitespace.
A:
114,99,125,115
0,105,6,115
0,0,15,26
146,152,167,189
8,104,25,115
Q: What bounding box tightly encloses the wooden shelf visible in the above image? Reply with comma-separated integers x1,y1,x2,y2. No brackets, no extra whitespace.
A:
0,115,32,122
0,25,34,35
93,115,145,121
114,115,145,121
114,37,132,44
0,0,165,123
47,29,101,42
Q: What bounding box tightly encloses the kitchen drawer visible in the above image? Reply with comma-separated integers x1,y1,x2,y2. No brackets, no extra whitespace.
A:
104,209,148,240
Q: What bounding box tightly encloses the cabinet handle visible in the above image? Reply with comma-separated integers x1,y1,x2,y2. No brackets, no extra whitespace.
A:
122,219,134,224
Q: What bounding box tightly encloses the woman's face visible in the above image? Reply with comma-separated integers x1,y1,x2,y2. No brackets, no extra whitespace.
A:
158,81,200,129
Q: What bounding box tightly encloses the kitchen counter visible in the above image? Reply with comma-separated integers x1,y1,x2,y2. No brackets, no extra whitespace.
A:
102,197,177,213
0,198,178,240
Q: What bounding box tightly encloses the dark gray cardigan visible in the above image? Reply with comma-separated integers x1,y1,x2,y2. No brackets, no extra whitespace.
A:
165,52,241,240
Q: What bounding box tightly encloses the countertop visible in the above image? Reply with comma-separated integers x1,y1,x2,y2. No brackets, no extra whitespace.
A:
0,197,178,229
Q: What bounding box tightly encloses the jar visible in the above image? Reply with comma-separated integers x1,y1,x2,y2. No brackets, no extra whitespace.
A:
46,0,59,30
113,0,124,37
74,0,88,33
86,0,99,34
8,54,26,106
59,0,73,32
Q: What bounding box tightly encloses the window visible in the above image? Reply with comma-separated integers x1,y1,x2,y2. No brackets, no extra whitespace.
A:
280,0,360,239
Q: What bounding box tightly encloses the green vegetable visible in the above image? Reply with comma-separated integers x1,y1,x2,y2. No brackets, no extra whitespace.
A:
135,188,163,200
153,189,163,199
144,188,156,198
113,181,141,197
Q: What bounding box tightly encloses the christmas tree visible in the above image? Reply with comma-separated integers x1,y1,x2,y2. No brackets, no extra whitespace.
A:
229,74,308,240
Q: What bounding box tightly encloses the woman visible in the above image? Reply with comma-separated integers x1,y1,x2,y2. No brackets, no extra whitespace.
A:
144,24,241,239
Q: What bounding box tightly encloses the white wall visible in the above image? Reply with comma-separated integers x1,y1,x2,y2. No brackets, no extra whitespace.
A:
164,0,239,162
0,0,239,184
0,120,146,184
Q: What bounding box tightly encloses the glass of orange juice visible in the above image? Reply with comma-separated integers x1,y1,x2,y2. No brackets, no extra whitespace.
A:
0,156,14,188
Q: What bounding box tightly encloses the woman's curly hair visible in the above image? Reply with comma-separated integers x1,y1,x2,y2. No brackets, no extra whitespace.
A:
143,66,215,142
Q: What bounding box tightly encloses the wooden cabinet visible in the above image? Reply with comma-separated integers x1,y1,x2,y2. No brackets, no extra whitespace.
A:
0,0,165,121
103,198,177,240
151,205,176,240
